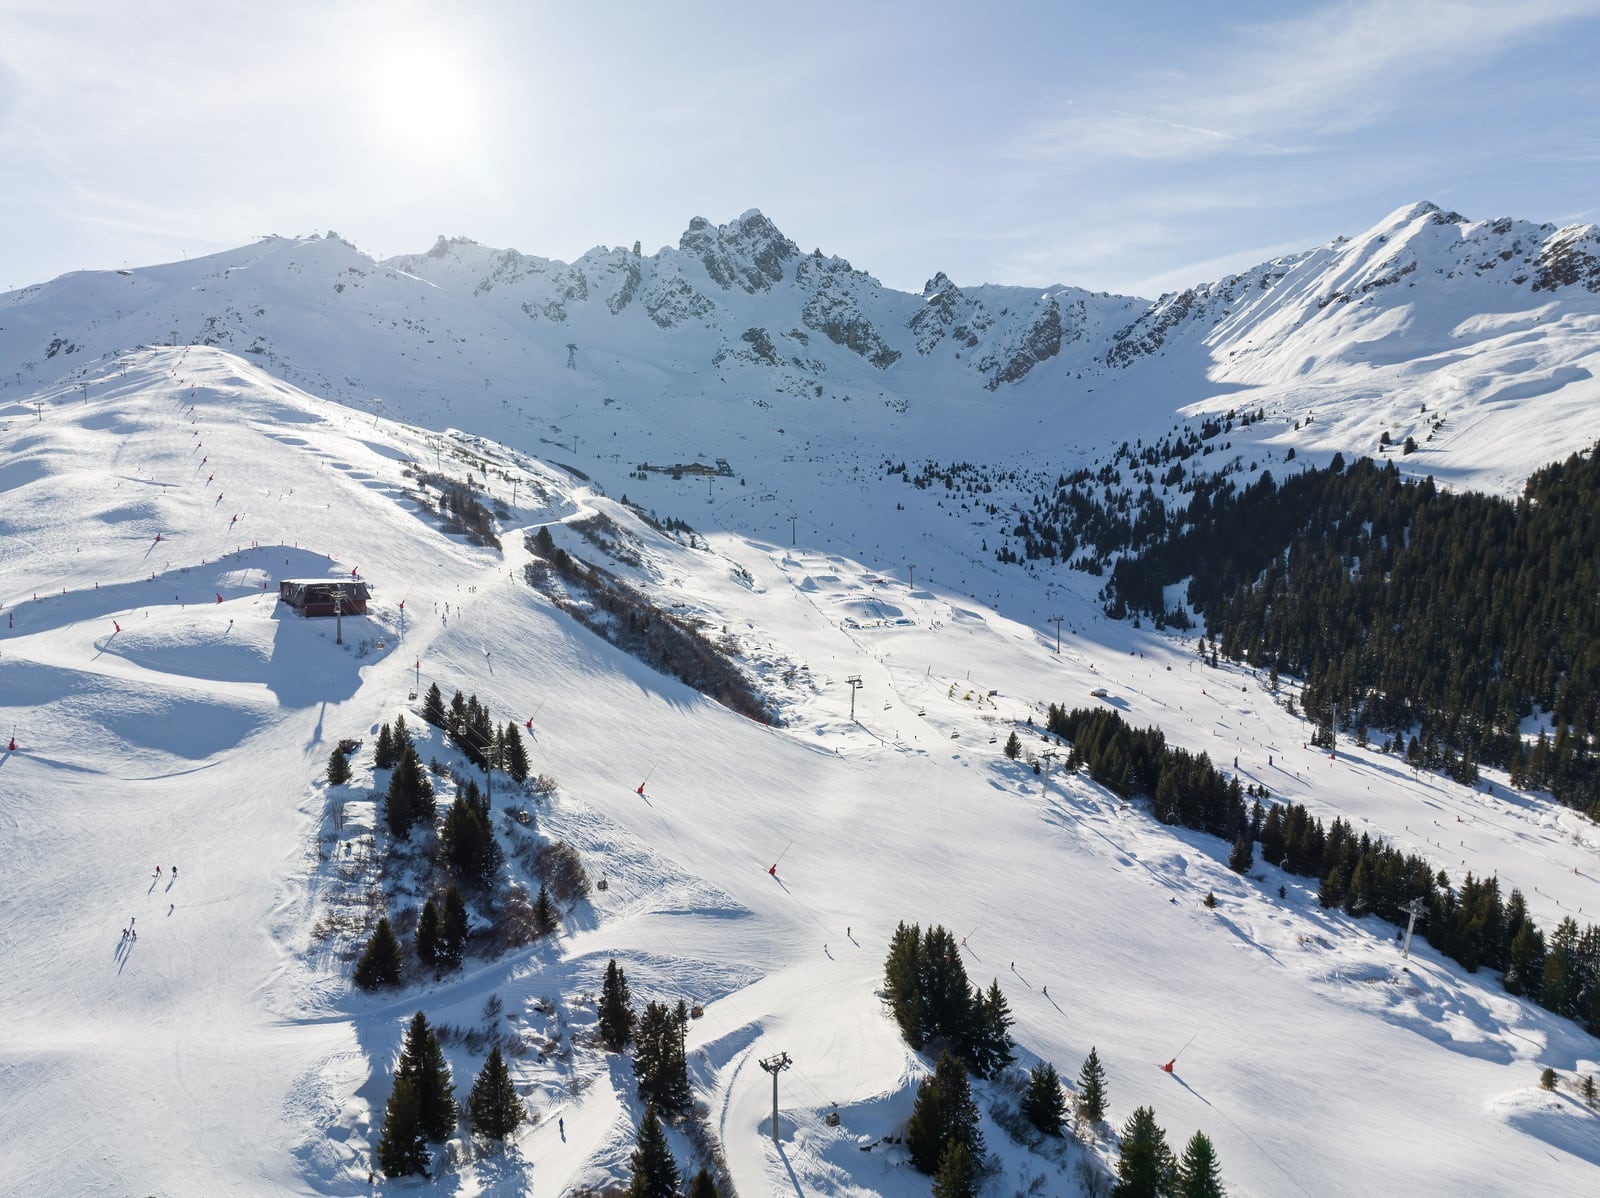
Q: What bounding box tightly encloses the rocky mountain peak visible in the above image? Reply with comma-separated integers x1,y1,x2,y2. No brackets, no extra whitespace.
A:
679,209,800,293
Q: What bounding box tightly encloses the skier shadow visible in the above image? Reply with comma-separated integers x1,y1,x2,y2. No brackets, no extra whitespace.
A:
1165,1071,1212,1107
768,872,791,894
114,937,133,975
148,877,159,894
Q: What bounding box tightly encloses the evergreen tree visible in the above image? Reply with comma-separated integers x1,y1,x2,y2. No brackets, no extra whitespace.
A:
686,1166,720,1198
627,1106,680,1198
1113,1105,1176,1198
384,745,434,837
374,721,397,770
634,1000,692,1115
1227,832,1253,874
907,1051,982,1175
393,712,414,755
599,959,636,1051
1582,1074,1597,1108
1021,1061,1066,1137
884,921,925,1047
931,1137,979,1198
1004,731,1022,760
440,794,499,889
326,745,352,785
971,979,1016,1078
422,682,447,728
905,1067,948,1174
1077,1046,1108,1124
449,690,468,738
397,1011,458,1142
354,917,403,991
376,1073,428,1178
533,883,559,936
1175,1129,1226,1198
503,720,531,782
438,886,468,970
468,1046,525,1140
415,899,440,972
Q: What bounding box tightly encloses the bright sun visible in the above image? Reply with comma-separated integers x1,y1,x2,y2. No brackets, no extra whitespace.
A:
364,39,483,159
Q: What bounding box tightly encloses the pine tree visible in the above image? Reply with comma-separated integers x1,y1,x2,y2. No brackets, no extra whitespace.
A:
931,1137,978,1198
385,745,434,837
1582,1074,1597,1108
374,722,397,770
971,979,1015,1078
1077,1046,1108,1124
422,682,447,728
326,745,352,785
393,712,414,755
1227,832,1252,874
905,1068,948,1174
440,795,499,889
686,1166,720,1198
1021,1061,1066,1137
883,921,925,1047
354,917,403,990
1113,1106,1176,1198
1175,1129,1226,1197
907,1051,982,1175
503,720,530,782
533,883,559,936
1004,731,1022,760
438,886,468,970
627,1106,680,1198
635,1000,691,1115
468,1046,525,1141
397,1011,458,1142
599,959,636,1051
415,899,440,972
376,1073,429,1177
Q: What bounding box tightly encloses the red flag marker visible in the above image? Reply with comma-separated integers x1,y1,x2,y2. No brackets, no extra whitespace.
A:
113,621,121,633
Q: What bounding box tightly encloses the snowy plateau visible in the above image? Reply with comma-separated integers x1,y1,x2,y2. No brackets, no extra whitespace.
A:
2,202,1600,1197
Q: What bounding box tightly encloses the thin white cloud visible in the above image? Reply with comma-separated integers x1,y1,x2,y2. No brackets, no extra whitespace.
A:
1017,0,1600,163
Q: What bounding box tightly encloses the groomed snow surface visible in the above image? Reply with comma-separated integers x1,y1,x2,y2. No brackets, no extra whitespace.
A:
2,348,1598,1196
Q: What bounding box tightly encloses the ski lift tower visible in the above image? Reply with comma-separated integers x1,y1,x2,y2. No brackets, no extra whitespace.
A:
1040,747,1058,796
1049,614,1065,655
846,675,863,721
759,1052,792,1145
1400,897,1426,959
333,587,344,646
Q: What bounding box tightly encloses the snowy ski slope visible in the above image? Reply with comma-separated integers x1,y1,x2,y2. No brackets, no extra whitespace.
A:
2,344,1597,1196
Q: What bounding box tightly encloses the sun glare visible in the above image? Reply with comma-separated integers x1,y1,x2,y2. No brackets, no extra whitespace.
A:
364,39,483,161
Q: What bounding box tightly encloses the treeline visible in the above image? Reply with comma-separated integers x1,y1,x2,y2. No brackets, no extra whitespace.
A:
1099,446,1600,816
524,526,773,725
1047,705,1600,1037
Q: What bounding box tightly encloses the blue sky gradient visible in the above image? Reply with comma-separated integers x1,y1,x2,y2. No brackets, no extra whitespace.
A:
3,0,1598,298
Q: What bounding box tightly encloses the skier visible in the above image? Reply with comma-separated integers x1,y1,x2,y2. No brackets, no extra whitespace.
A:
130,928,137,941
1042,984,1048,997
559,1117,565,1137
172,866,178,878
768,864,777,877
155,865,162,877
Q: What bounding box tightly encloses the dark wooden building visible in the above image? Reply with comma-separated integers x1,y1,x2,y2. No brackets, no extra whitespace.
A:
278,578,371,617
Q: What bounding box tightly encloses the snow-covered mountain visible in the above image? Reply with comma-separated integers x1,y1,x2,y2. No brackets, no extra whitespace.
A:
3,207,1600,1196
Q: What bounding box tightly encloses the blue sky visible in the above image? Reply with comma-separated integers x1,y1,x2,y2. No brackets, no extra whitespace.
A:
3,0,1598,298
